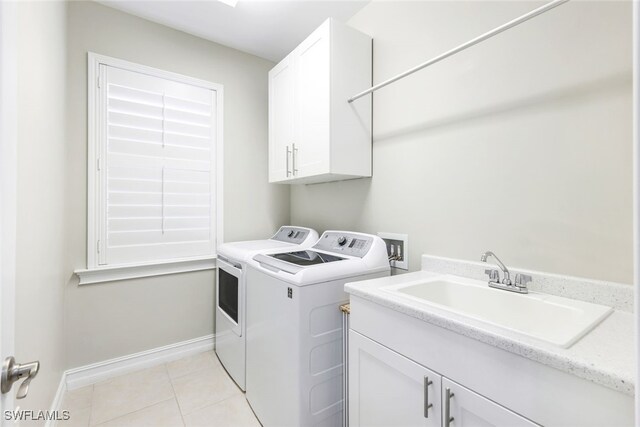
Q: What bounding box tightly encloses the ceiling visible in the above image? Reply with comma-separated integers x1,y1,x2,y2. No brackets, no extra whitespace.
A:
97,0,370,62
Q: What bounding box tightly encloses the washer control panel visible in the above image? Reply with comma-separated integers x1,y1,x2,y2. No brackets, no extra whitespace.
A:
313,232,373,258
271,227,310,244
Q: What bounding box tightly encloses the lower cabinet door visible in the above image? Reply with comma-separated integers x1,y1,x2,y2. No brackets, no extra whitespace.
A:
349,331,442,427
441,378,539,427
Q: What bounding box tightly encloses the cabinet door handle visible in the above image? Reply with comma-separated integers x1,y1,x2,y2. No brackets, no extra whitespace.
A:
444,387,455,426
423,376,433,418
286,145,292,177
292,143,298,175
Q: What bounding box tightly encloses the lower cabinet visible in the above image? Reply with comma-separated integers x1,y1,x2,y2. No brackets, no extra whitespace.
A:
349,331,538,427
442,378,538,427
349,330,441,426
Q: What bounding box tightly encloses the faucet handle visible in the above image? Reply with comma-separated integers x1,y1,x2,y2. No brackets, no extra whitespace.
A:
514,274,532,288
484,269,500,282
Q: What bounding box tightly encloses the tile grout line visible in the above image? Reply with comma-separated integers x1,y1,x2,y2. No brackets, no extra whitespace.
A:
73,351,249,426
168,351,241,417
170,362,244,418
86,384,95,427
168,351,216,378
89,365,176,426
165,362,187,427
61,383,94,427
167,357,209,418
91,397,176,427
171,383,239,418
204,350,260,424
173,353,259,426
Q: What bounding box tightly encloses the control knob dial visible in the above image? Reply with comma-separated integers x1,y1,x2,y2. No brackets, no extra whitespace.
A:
337,236,348,246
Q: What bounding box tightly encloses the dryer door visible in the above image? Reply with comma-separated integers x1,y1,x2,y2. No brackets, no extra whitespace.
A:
217,257,243,337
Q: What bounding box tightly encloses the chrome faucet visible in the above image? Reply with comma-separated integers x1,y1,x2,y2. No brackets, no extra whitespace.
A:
480,251,511,285
480,251,531,294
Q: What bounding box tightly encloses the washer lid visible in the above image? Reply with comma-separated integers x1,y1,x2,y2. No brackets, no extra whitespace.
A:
269,250,345,266
217,226,319,262
218,239,296,261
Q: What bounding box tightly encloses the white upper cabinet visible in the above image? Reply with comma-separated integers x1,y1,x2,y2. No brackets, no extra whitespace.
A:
269,55,295,181
268,18,372,184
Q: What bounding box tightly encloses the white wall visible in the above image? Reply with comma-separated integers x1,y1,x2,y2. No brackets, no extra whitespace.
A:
15,0,67,415
291,0,633,284
64,1,286,368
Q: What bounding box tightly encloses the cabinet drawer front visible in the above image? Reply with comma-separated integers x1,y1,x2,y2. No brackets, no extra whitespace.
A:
349,331,442,427
442,378,539,427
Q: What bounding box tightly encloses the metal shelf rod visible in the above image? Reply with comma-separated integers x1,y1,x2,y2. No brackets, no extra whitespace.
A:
347,0,570,103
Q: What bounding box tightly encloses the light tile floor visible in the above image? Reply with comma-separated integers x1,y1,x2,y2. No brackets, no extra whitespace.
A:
59,351,261,427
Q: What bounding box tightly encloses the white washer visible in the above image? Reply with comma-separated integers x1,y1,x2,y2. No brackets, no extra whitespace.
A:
245,231,390,427
215,226,318,391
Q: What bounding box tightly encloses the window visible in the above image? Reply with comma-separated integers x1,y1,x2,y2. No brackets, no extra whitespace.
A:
78,53,223,284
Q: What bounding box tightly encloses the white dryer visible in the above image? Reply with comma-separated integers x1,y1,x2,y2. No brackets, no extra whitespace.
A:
215,226,318,391
245,231,390,427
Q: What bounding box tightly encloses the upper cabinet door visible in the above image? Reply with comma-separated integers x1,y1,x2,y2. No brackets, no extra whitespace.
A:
349,330,442,427
268,18,372,184
441,378,539,427
294,22,331,179
268,54,295,183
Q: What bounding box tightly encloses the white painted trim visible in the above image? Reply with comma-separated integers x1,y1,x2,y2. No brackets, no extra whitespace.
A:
633,0,639,420
88,53,224,91
74,256,216,285
86,52,224,269
87,54,98,268
46,335,214,426
65,334,214,391
45,373,67,427
0,0,18,418
215,80,225,251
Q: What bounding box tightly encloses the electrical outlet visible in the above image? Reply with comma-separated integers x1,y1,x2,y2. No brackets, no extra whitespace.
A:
378,232,409,270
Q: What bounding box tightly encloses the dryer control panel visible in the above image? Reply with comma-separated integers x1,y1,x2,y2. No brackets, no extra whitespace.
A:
271,227,311,244
313,232,374,258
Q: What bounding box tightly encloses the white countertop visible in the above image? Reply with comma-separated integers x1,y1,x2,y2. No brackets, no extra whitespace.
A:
345,269,635,396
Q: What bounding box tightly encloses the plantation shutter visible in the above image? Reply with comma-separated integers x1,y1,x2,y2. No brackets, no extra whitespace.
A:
98,65,216,265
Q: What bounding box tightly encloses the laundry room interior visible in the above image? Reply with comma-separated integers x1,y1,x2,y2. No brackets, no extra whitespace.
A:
0,0,637,426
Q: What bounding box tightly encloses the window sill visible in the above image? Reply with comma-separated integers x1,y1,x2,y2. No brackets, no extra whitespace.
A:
74,256,217,285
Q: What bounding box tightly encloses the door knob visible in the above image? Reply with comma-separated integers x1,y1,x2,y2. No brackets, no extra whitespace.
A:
1,356,40,399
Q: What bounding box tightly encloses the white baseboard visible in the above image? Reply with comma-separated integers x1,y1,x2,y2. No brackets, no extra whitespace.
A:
46,335,213,427
65,334,214,391
46,372,68,427
45,335,213,427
